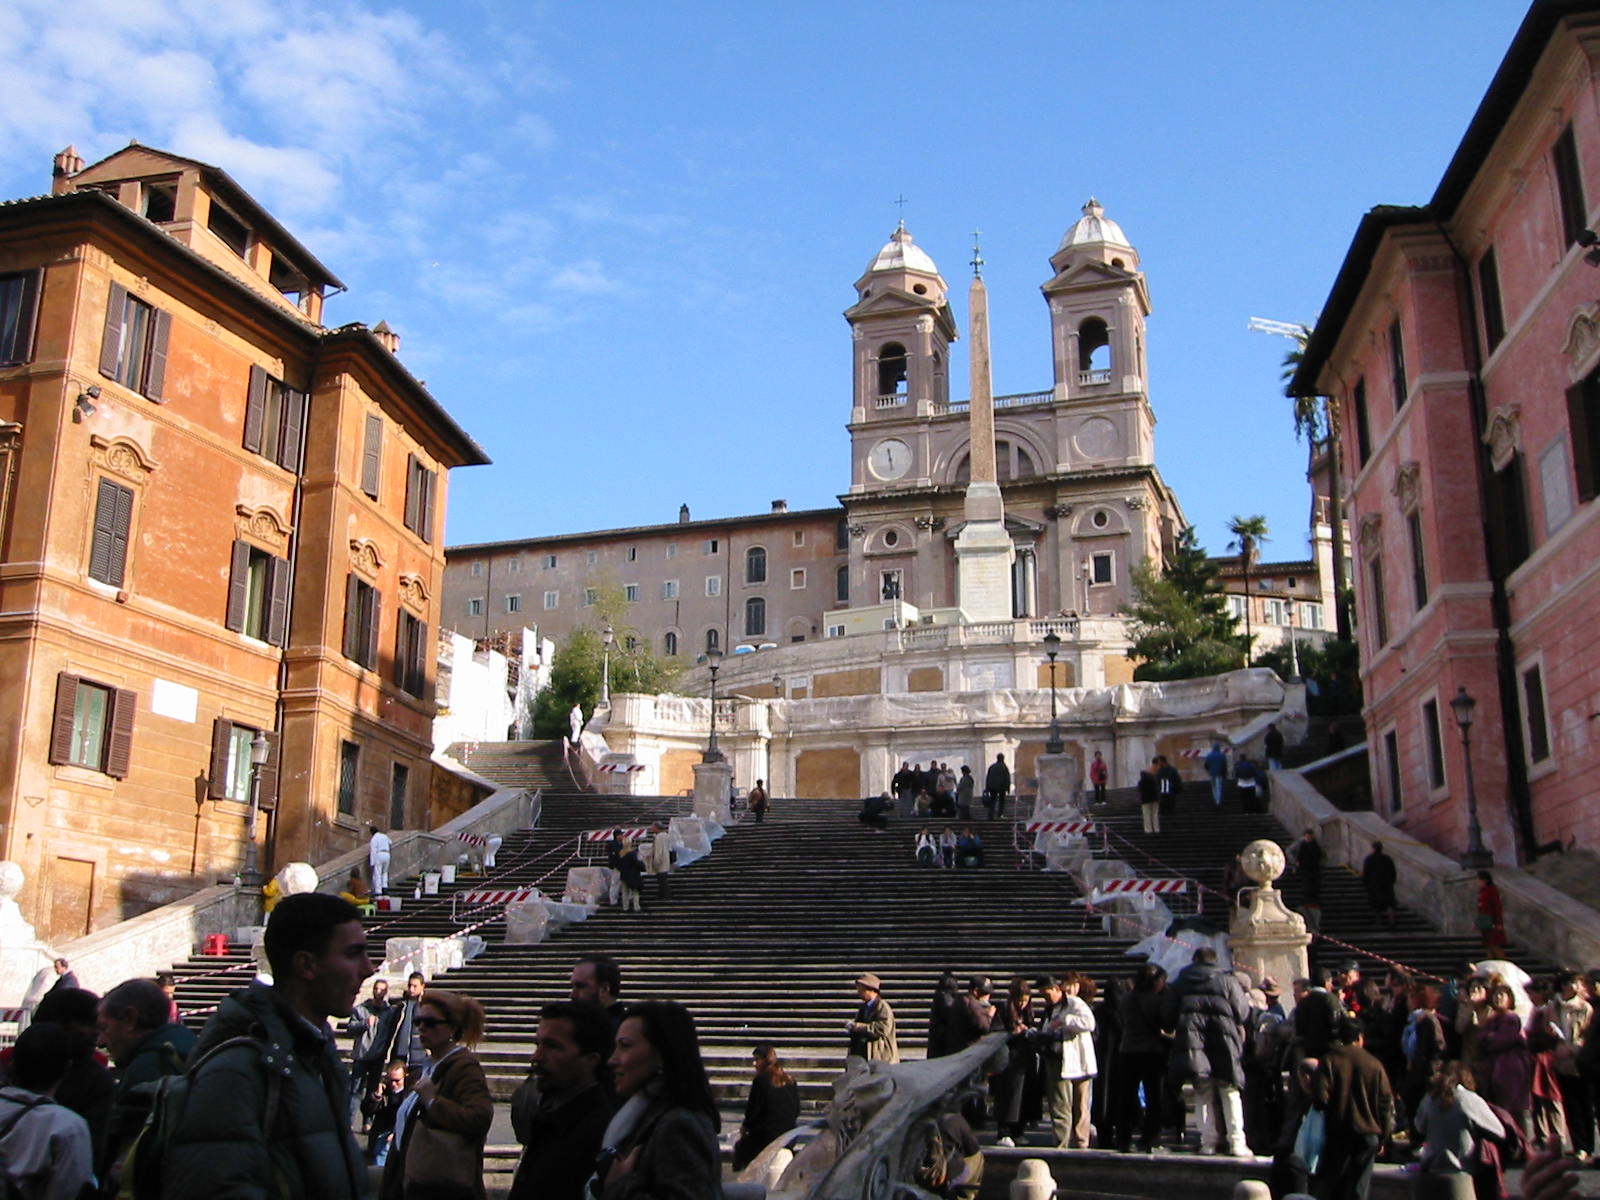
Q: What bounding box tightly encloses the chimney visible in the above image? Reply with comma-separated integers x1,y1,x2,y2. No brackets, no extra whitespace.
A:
52,145,84,195
771,499,788,513
678,504,691,524
372,320,401,354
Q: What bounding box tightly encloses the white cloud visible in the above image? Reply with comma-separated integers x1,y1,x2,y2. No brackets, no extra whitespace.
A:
549,259,619,295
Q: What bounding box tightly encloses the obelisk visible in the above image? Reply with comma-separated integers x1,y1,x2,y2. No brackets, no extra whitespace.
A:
954,236,1015,621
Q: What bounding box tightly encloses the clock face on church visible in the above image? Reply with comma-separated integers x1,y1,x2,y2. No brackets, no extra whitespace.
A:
868,438,912,482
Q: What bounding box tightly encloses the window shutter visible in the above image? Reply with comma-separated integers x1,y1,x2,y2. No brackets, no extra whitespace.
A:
343,574,362,660
421,467,436,544
404,454,421,532
361,414,382,498
393,615,407,689
143,308,172,400
266,555,291,647
99,283,128,379
2,268,42,365
243,365,267,454
107,482,132,587
49,673,79,766
90,478,132,587
366,590,382,671
416,620,429,698
1569,382,1597,503
279,389,307,473
257,731,281,810
225,539,251,632
105,687,137,778
208,717,234,798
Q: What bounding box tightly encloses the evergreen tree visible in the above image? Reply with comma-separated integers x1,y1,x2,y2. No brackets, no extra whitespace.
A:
1128,526,1242,680
530,583,679,736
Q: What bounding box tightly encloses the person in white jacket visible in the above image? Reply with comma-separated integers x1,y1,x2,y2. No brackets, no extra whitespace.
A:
1042,971,1098,1148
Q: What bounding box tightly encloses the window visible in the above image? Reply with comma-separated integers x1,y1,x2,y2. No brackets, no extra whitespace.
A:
470,562,483,578
0,269,42,365
1368,555,1389,647
705,628,720,652
389,761,409,829
1566,369,1600,503
1352,379,1371,467
663,631,679,656
99,283,171,400
207,719,280,805
1522,664,1551,764
1541,438,1576,534
793,530,805,547
361,413,383,499
1265,598,1287,626
665,542,678,560
836,518,849,550
744,597,766,638
243,366,307,473
880,569,901,600
543,554,557,569
1407,511,1428,610
626,546,637,562
746,546,767,583
343,576,381,669
207,201,251,258
1384,729,1403,815
1422,698,1445,790
662,580,679,600
337,740,359,816
1077,317,1111,376
706,576,721,597
1478,248,1505,353
836,565,849,604
88,478,133,588
506,558,520,574
1302,602,1324,630
1492,454,1531,570
225,540,290,645
624,584,640,602
544,590,558,609
1389,317,1408,411
877,342,908,395
1554,123,1587,249
584,588,599,606
506,594,521,613
827,623,845,638
791,568,806,589
467,597,482,616
49,674,135,778
395,610,428,698
705,539,719,555
403,454,437,542
624,634,639,652
1228,595,1248,620
1091,553,1113,584
586,551,598,566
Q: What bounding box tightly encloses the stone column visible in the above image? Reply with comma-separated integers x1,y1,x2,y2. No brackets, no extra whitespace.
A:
1229,838,1310,987
692,760,733,825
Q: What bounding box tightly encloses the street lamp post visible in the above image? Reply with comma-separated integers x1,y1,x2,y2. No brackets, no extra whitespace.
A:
600,624,615,707
704,647,725,762
241,729,270,891
1450,686,1493,870
1043,630,1064,754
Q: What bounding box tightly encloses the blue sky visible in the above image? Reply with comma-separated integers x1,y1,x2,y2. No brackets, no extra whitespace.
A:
2,1,1531,563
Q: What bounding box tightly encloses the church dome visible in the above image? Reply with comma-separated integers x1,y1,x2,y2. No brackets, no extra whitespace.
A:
866,224,940,276
1057,198,1132,252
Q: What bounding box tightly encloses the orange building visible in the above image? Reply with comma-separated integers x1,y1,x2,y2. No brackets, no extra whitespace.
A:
0,144,488,940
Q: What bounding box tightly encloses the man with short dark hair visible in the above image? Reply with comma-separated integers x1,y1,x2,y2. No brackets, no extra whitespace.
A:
508,1002,617,1200
165,892,371,1200
1313,1018,1393,1200
0,1021,95,1199
98,977,198,1187
381,970,429,1072
345,977,399,1126
983,754,1010,820
1361,842,1398,928
569,955,625,1029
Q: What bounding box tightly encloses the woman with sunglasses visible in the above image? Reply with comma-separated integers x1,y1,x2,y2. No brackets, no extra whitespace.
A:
592,1000,722,1198
382,989,494,1200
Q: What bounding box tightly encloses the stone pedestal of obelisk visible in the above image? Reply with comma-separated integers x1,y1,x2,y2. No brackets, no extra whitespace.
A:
954,253,1014,622
1230,838,1311,987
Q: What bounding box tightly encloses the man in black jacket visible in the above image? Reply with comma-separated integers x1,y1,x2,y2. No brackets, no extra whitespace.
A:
509,1002,616,1200
1165,947,1251,1156
984,754,1011,820
1314,1019,1393,1200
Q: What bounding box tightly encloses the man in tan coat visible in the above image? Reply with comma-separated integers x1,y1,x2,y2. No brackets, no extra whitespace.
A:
846,972,899,1063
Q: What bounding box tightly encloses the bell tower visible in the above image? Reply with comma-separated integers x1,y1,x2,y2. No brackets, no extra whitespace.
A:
844,225,958,422
1042,199,1151,403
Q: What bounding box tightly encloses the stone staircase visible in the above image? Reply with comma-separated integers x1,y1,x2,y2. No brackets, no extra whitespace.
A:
445,739,582,793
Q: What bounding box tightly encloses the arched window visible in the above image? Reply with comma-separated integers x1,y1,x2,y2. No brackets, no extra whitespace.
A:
705,628,720,653
836,564,849,604
745,546,767,584
1078,317,1111,377
877,342,908,395
663,631,678,656
744,597,766,638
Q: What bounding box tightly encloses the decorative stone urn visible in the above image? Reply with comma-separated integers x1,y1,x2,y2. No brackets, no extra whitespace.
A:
1228,838,1310,991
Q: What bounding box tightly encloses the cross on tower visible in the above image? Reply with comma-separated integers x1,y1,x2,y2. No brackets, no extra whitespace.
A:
894,194,908,229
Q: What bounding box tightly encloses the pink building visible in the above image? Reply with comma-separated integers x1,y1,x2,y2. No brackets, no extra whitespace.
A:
1292,1,1600,865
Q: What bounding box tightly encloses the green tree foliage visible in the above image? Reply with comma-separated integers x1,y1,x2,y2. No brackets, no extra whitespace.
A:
1227,514,1270,665
1128,526,1243,681
529,582,680,736
1254,636,1362,715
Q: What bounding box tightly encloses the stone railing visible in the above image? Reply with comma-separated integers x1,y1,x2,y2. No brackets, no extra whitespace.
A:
48,783,540,999
933,390,1053,417
873,394,907,409
1077,368,1112,385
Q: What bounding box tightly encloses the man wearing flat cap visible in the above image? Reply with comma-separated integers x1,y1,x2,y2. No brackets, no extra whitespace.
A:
847,973,899,1063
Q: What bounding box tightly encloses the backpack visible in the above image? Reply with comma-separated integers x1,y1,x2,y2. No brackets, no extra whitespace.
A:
117,1035,283,1200
0,1094,55,1200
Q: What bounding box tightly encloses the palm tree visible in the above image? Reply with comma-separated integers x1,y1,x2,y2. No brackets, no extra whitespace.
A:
1228,514,1270,665
1282,324,1351,641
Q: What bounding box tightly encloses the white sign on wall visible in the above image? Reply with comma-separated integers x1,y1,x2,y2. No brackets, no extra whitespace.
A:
150,679,199,723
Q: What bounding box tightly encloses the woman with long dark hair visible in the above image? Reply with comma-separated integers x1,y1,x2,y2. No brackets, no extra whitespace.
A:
732,1044,801,1171
594,1001,722,1198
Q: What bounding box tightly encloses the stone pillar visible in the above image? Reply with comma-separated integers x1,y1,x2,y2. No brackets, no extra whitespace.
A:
1035,752,1081,814
1229,839,1310,987
692,760,733,825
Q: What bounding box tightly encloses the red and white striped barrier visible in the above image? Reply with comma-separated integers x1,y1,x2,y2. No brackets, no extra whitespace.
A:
597,763,645,774
1177,749,1208,759
456,832,490,848
455,888,537,906
1095,878,1188,896
582,827,651,843
1024,821,1096,835
0,1008,27,1024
